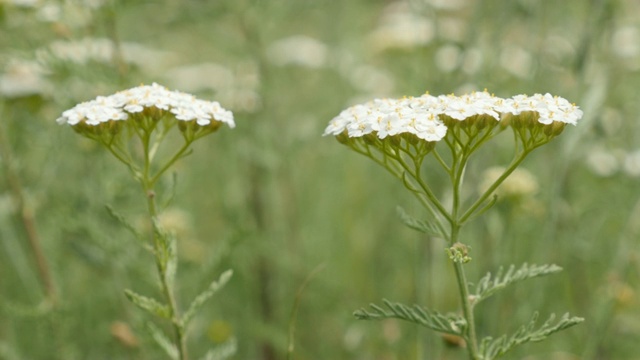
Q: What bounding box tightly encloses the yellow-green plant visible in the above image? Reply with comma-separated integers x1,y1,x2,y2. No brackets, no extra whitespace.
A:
324,90,584,359
58,83,235,360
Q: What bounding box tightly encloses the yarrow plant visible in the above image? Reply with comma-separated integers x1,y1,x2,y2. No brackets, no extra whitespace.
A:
325,90,585,359
58,83,235,360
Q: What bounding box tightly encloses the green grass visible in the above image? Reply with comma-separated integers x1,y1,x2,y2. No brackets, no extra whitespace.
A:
1,0,639,359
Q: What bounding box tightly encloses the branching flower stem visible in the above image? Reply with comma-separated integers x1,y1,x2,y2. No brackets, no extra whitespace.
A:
459,149,530,225
450,161,480,359
150,142,192,186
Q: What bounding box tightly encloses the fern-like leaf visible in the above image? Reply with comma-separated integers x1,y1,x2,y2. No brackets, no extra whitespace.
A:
105,205,144,244
146,322,178,360
474,263,562,304
396,206,443,237
479,312,584,359
182,270,233,327
353,299,465,336
200,338,237,360
151,218,178,287
124,289,170,319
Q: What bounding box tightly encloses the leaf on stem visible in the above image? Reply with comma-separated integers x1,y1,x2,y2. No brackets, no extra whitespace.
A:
199,338,237,360
464,194,498,224
396,206,443,237
479,312,584,359
161,171,179,211
105,205,144,243
474,263,563,304
146,322,179,360
353,299,465,336
182,270,233,327
151,218,178,287
164,230,177,288
124,289,170,319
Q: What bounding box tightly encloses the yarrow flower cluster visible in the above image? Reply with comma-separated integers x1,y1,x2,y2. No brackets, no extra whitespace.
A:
57,82,235,129
324,90,582,141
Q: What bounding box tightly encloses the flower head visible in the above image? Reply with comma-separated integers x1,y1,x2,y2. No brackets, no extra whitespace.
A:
324,90,582,142
58,83,235,129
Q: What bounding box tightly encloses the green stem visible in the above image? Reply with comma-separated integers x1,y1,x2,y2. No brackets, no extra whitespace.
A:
459,150,530,224
140,133,187,360
394,152,453,224
449,223,480,359
150,141,192,185
145,186,187,360
448,145,480,359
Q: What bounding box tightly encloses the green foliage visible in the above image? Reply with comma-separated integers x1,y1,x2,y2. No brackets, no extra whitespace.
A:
124,289,170,319
479,312,585,359
147,322,179,360
2,0,638,358
105,204,145,244
182,270,233,328
474,263,563,304
151,218,178,288
354,299,465,336
395,206,444,237
200,338,237,360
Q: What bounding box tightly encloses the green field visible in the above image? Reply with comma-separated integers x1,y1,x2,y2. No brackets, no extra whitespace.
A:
1,0,639,359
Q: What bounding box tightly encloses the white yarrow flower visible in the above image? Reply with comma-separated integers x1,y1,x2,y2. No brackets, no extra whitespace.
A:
325,90,582,142
57,83,235,129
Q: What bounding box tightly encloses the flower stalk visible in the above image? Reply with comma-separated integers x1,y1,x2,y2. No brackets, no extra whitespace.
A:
58,83,235,359
327,90,584,359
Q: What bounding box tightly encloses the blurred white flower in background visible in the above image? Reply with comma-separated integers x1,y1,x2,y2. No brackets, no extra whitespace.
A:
612,26,640,70
479,167,539,199
36,2,61,22
343,324,365,351
542,35,576,70
2,0,39,7
38,38,174,72
436,17,467,42
435,44,461,72
500,46,533,78
165,63,235,93
347,65,395,95
0,59,52,98
3,0,104,10
266,35,328,68
164,62,261,113
368,1,434,52
612,26,640,59
623,150,640,177
584,147,621,177
598,107,623,136
424,0,467,11
4,0,104,27
329,48,396,99
461,47,483,74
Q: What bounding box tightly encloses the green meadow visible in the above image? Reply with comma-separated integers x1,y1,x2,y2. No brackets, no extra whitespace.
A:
1,0,639,359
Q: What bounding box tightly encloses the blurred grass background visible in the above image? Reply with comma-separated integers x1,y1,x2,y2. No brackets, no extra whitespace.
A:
1,0,639,359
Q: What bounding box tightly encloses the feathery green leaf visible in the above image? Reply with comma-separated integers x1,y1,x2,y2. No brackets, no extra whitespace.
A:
200,338,237,360
354,299,465,336
474,263,563,304
396,206,443,237
479,312,584,359
124,289,170,319
146,322,179,360
105,205,143,242
182,270,233,327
